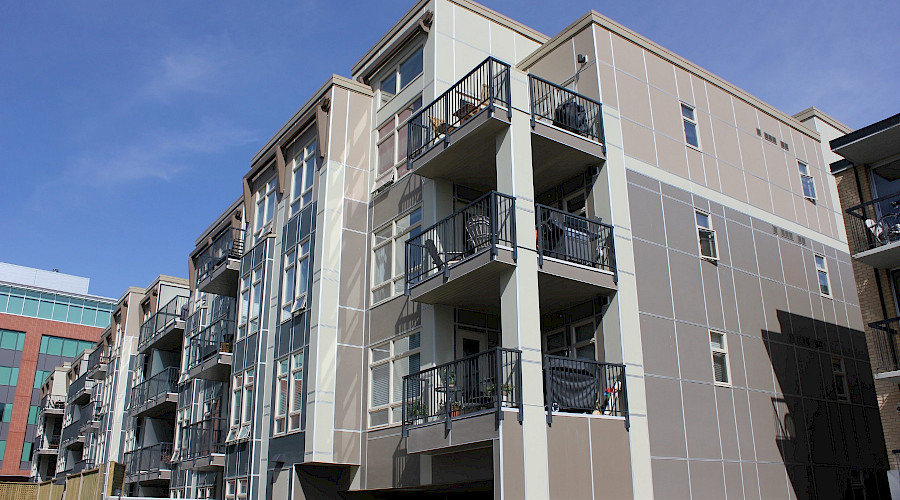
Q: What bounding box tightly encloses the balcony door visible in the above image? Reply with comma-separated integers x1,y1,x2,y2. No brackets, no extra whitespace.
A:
542,319,597,361
456,328,487,359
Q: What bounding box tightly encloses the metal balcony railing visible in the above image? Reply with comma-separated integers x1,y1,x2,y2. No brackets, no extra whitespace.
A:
187,318,235,372
869,318,900,374
402,347,522,435
67,375,95,403
542,355,628,427
125,442,174,477
87,345,109,371
407,57,511,163
529,74,604,145
37,433,61,451
182,418,226,461
845,191,900,255
129,367,179,410
40,395,66,412
535,204,616,275
196,227,246,285
405,191,516,289
138,295,189,350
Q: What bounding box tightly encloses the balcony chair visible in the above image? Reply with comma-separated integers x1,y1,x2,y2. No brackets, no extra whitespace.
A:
465,215,491,253
429,115,454,136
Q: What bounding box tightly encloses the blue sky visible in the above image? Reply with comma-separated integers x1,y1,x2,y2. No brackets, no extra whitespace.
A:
1,0,897,298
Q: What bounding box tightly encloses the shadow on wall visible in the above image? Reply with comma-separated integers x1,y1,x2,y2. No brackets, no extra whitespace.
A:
763,309,889,499
395,299,421,337
397,176,423,218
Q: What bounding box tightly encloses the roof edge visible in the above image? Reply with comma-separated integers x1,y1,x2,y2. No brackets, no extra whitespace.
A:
793,107,853,135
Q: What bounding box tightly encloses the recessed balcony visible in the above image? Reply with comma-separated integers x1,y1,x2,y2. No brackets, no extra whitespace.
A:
845,192,900,269
406,57,511,188
86,346,109,380
542,355,628,427
186,318,235,381
124,442,174,485
869,318,900,383
129,367,179,418
528,75,606,194
138,295,189,354
197,227,245,297
180,418,226,470
68,375,95,405
40,395,66,415
405,191,516,307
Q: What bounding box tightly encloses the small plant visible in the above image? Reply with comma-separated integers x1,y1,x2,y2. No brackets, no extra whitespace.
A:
407,400,427,419
500,383,515,396
483,383,496,396
446,370,456,387
441,400,462,417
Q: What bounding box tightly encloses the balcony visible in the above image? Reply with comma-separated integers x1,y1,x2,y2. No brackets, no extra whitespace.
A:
36,434,61,455
73,459,96,474
138,295,189,354
869,318,900,383
197,227,245,297
845,192,900,268
68,375,95,405
180,418,226,470
86,346,110,380
129,367,179,418
124,442,174,484
40,395,66,415
405,191,516,307
186,318,235,381
535,205,617,311
406,57,511,186
528,75,606,194
542,355,628,427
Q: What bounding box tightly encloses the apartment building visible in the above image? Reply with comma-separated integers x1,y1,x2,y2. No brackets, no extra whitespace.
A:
825,112,900,494
146,1,890,499
32,365,69,481
0,262,113,481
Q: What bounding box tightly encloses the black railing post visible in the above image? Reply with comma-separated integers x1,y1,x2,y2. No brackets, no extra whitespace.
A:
611,225,618,284
495,348,503,425
537,205,544,268
490,192,498,257
544,354,552,425
505,61,512,119
529,75,536,129
402,376,409,438
488,58,495,116
621,366,630,431
509,195,518,261
443,94,451,147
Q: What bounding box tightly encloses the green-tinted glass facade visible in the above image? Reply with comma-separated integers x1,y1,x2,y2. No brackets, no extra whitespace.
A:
38,336,94,357
0,284,114,327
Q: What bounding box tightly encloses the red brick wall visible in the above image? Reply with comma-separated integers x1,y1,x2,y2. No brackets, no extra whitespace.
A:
0,313,102,478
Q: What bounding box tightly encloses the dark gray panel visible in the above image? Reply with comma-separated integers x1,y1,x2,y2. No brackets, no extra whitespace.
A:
268,432,306,466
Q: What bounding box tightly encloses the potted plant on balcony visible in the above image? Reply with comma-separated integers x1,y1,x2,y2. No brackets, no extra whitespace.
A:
500,382,515,398
446,370,456,388
440,400,462,417
407,400,427,421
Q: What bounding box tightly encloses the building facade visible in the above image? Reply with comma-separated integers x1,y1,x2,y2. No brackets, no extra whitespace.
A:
826,112,900,495
0,262,113,480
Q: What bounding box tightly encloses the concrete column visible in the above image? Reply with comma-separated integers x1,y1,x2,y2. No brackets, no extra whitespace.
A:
494,72,550,499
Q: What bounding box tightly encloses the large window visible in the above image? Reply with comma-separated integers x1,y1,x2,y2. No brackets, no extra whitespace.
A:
798,161,817,200
369,332,420,427
379,45,423,106
0,286,114,327
227,369,254,441
815,254,831,297
372,207,422,303
281,238,310,322
289,351,304,432
239,263,264,340
291,140,316,215
681,103,699,148
832,357,849,402
274,358,289,435
254,176,277,238
710,331,730,385
695,210,718,260
377,97,422,182
544,319,596,360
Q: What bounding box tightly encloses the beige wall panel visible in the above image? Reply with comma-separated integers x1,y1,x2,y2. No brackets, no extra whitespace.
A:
365,431,417,489
651,458,691,500
500,420,525,499
346,93,372,171
677,322,716,383
706,84,735,124
645,376,686,457
702,262,726,331
724,461,745,499
452,6,491,58
622,119,657,166
453,41,489,81
334,430,361,465
611,33,646,81
803,199,820,233
339,230,367,310
673,67,693,104
369,296,420,344
649,86,683,140
655,133,690,180
345,166,368,201
711,118,742,169
530,45,575,85
733,99,760,136
616,71,652,127
743,334,776,393
330,89,351,166
670,252,707,326
689,459,727,498
434,32,455,88
644,52,677,96
764,143,792,193
589,417,633,499
757,462,789,500
489,24,516,64
760,278,788,334
335,345,364,431
343,199,368,233
738,130,767,180
715,386,741,460
718,161,749,203
770,186,795,221
545,416,592,499
690,75,710,115
686,147,706,186
371,175,422,228
696,110,716,159
733,269,766,337
746,173,774,213
732,389,757,462
597,63,618,109
629,182,666,245
338,306,364,346
742,462,763,500
749,390,783,463
755,230,784,283
633,240,673,318
756,113,781,148
791,195,809,228
703,154,722,192
592,25,613,65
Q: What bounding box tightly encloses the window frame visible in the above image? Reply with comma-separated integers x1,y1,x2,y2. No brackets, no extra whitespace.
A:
814,254,832,298
274,358,289,435
681,102,700,149
281,238,311,323
695,210,719,261
709,330,731,386
290,140,317,215
253,176,278,240
831,356,850,402
377,45,424,108
368,331,421,428
289,351,304,432
798,161,817,201
376,96,423,184
371,207,422,305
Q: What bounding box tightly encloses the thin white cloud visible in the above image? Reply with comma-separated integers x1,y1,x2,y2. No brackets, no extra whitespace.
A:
141,40,234,100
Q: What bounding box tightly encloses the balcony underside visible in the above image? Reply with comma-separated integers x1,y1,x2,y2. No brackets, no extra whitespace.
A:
36,447,58,456
408,248,515,309
138,320,185,354
42,407,64,416
70,390,92,406
130,394,178,418
86,363,108,380
62,436,85,449
531,123,605,195
180,454,225,471
410,108,509,189
537,259,616,312
187,353,232,381
125,471,171,485
853,241,900,269
407,410,502,454
198,259,240,297
875,370,900,384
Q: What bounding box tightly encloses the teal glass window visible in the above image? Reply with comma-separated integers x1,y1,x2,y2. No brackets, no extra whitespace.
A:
0,331,17,350
0,367,11,386
0,440,6,462
0,285,114,326
47,337,62,356
52,301,69,322
61,339,77,357
27,406,39,425
67,304,83,323
37,300,53,319
6,293,23,315
20,442,31,461
82,307,97,326
0,403,12,422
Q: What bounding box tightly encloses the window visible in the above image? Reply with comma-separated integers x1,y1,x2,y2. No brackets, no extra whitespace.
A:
832,357,849,402
372,208,422,303
21,442,32,462
377,97,423,182
815,254,831,297
681,103,699,148
228,373,243,439
709,331,730,385
543,320,596,360
254,177,277,238
281,238,310,322
237,478,249,500
798,161,816,200
379,46,423,106
289,351,304,431
0,286,113,327
274,358,289,435
242,369,254,426
225,480,236,500
696,210,718,260
369,332,420,427
239,264,264,339
291,140,317,215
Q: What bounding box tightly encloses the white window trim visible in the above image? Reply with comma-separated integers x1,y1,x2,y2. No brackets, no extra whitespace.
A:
254,176,277,241
290,140,316,215
371,207,422,305
832,356,850,402
681,102,700,150
288,351,304,433
377,44,424,108
709,330,731,387
376,95,423,184
273,358,289,435
798,161,817,201
368,331,421,428
814,254,832,298
695,209,719,261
